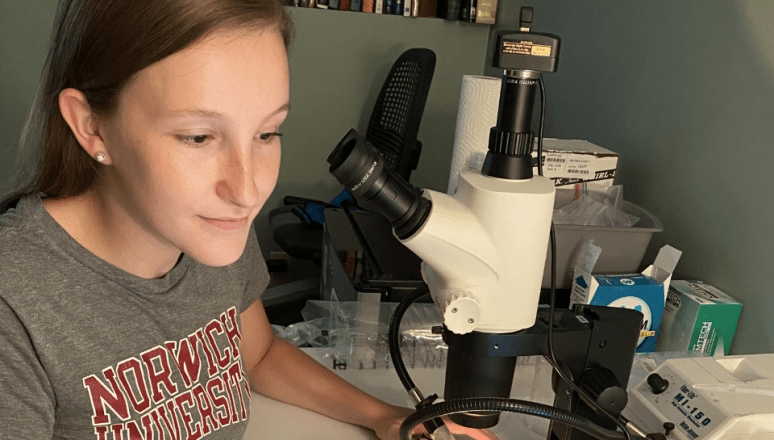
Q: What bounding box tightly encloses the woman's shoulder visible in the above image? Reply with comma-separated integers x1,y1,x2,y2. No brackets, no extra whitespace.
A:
0,193,46,241
0,196,24,230
0,195,35,247
0,194,58,280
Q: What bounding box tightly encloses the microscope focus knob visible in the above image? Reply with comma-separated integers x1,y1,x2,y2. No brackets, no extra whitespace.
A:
578,367,628,416
442,290,482,334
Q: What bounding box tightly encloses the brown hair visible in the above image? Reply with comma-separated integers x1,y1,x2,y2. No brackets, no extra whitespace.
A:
2,0,292,212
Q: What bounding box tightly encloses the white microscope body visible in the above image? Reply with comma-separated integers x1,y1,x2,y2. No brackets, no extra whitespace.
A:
402,169,555,335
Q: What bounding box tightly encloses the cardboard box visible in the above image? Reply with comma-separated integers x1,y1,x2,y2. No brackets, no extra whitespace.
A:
531,138,619,187
656,280,742,356
570,245,682,352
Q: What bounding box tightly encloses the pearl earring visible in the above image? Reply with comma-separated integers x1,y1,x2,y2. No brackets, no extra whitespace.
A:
95,152,106,163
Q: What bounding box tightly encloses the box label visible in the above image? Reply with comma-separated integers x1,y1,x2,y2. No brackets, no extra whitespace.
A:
531,139,619,187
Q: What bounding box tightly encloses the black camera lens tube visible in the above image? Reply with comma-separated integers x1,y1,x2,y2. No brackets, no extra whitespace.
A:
483,70,541,180
497,70,539,136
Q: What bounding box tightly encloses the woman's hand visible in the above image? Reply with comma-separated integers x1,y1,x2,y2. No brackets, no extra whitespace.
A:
372,406,498,440
372,405,415,440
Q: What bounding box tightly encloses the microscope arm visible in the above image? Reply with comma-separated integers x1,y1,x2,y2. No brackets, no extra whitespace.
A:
403,190,500,290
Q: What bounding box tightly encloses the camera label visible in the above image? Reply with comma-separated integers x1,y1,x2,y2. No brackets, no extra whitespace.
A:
503,40,552,57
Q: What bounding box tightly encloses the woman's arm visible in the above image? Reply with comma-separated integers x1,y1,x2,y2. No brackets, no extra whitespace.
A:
239,299,412,440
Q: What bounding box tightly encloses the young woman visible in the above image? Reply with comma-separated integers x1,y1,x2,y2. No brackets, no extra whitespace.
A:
0,1,412,438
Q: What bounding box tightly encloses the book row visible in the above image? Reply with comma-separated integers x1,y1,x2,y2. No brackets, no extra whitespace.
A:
289,0,498,25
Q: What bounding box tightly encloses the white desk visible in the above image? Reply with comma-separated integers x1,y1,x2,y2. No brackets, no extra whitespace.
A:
244,349,549,440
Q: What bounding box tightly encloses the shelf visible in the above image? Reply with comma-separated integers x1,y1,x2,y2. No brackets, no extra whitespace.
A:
287,0,497,25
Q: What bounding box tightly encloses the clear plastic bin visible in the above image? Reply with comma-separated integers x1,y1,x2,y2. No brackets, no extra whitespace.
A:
542,201,663,289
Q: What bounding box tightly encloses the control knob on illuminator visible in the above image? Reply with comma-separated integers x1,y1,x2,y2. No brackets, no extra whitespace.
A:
646,373,669,394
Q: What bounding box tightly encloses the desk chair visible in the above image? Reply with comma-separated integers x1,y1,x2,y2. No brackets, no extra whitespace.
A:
265,48,436,324
269,47,436,264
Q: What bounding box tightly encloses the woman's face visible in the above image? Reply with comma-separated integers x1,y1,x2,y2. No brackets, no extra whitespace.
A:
98,28,289,267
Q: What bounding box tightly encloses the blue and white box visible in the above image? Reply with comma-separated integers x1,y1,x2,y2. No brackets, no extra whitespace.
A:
570,245,682,352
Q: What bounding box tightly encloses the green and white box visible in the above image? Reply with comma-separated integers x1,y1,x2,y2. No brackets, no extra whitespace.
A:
656,280,742,356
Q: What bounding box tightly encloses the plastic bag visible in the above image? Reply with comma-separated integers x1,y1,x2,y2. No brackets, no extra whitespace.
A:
274,299,447,369
271,319,341,348
552,183,640,227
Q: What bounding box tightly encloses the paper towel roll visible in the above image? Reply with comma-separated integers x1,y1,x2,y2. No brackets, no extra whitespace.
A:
447,75,502,194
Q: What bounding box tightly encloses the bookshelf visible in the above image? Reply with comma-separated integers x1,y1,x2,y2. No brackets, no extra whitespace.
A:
288,0,498,25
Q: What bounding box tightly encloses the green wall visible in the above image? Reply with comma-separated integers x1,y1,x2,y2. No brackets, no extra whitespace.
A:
493,1,774,355
0,0,57,193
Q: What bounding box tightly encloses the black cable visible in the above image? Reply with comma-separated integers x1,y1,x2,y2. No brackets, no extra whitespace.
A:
387,282,636,440
538,75,633,440
387,284,446,434
388,284,430,393
399,397,641,440
536,78,546,177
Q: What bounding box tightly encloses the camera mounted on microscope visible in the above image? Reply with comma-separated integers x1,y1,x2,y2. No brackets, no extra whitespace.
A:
485,7,561,182
492,5,561,74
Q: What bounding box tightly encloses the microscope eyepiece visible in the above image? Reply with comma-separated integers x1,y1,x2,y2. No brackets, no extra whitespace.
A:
327,129,431,239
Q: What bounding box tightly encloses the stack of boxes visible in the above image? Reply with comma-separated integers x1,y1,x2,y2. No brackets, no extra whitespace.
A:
540,139,744,355
530,140,753,440
571,252,744,354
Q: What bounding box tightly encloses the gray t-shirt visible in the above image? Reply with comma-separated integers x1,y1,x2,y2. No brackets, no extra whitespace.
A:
0,195,269,439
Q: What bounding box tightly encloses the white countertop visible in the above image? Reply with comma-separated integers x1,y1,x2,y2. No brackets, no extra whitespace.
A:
243,348,550,440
